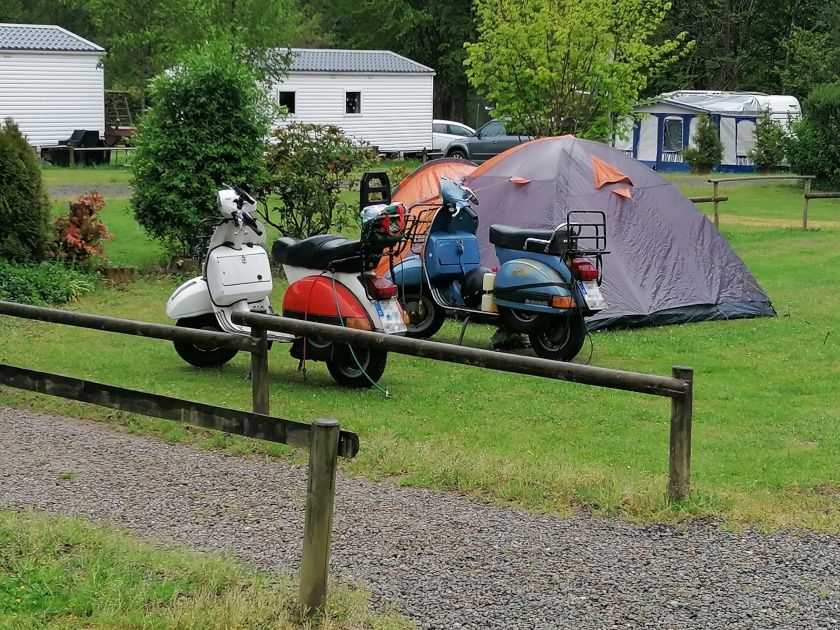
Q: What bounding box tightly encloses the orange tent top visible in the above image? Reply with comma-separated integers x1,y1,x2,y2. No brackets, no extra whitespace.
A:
591,155,633,188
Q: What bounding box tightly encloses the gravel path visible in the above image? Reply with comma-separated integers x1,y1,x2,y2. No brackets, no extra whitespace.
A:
48,184,133,198
1,406,837,629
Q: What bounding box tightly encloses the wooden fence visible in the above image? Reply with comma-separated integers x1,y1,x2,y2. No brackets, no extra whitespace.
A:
40,145,135,167
234,310,695,503
0,300,355,613
0,299,697,602
688,175,818,229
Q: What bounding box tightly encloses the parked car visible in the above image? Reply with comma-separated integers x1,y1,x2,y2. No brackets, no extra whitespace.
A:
444,119,532,162
432,119,475,151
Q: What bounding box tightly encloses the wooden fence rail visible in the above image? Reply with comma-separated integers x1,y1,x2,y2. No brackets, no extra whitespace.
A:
0,301,353,613
235,311,695,502
689,175,816,229
0,299,697,605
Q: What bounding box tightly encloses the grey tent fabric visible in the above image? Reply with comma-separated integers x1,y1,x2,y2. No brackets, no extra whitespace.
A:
464,136,775,330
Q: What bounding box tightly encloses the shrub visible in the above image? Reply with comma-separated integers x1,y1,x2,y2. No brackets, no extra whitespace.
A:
260,123,376,239
0,119,52,262
0,260,95,305
131,44,273,256
786,81,840,189
748,110,787,173
682,114,723,174
53,191,113,267
388,164,412,188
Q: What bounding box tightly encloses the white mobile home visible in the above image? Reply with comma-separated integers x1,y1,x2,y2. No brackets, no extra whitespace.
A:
0,23,105,149
273,49,434,153
615,91,802,173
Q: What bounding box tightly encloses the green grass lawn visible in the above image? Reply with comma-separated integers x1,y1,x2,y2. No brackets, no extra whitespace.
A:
4,171,838,532
0,511,409,629
41,164,132,188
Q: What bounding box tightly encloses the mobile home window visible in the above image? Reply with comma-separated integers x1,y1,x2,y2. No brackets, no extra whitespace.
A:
663,117,684,152
346,91,361,114
278,91,295,114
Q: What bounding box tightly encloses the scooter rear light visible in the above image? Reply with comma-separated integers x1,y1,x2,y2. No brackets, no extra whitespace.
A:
364,274,398,299
570,258,598,281
551,295,574,309
344,317,373,331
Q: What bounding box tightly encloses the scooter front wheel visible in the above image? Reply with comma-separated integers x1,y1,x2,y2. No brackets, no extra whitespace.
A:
173,315,239,368
528,312,587,362
326,346,387,388
403,291,446,339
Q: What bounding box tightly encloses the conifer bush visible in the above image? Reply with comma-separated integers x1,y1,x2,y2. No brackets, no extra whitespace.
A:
682,114,723,174
0,119,52,262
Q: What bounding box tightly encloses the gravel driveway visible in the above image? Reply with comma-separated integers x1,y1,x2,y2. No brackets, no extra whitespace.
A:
1,406,837,629
48,184,133,198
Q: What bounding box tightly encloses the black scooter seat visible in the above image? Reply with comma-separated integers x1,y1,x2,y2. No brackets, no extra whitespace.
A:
489,224,556,251
272,235,362,269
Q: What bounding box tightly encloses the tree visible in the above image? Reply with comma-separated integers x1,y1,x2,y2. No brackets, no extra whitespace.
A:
131,44,274,256
464,0,687,140
309,0,476,122
748,110,787,173
786,82,840,189
259,123,376,239
0,120,52,262
682,114,723,174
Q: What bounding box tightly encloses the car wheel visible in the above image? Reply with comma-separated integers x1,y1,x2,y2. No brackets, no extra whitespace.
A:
448,149,468,160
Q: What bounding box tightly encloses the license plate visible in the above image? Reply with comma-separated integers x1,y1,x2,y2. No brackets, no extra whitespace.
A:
375,299,407,334
579,281,607,311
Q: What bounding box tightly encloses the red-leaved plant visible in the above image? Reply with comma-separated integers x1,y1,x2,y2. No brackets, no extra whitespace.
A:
53,191,113,266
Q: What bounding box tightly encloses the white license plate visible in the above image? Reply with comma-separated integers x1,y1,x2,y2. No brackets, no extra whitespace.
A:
374,299,407,334
579,281,607,311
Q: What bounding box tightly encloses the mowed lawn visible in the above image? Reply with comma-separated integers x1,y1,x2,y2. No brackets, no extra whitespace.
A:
2,168,837,531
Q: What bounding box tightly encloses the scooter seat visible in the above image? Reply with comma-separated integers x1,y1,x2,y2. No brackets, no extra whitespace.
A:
271,234,363,270
489,224,556,252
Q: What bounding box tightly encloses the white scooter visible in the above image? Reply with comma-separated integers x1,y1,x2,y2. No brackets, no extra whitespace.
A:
166,185,408,387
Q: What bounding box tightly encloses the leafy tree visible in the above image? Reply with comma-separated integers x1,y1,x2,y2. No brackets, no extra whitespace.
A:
0,120,52,262
682,114,723,174
464,0,688,140
131,44,274,256
259,123,376,239
786,82,840,189
781,25,840,100
309,0,475,122
748,110,787,173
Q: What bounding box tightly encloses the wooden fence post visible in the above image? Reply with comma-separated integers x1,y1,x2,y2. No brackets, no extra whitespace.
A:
667,366,693,503
250,324,269,415
803,179,812,230
299,418,340,613
712,181,720,227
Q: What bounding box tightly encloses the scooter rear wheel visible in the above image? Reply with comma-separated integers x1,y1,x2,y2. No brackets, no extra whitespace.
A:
173,315,239,368
498,306,554,333
528,312,587,362
327,346,387,388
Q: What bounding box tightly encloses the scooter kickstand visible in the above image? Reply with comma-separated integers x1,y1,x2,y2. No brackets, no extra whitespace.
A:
457,315,472,346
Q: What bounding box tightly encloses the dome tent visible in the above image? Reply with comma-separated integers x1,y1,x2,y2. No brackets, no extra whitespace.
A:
461,136,774,329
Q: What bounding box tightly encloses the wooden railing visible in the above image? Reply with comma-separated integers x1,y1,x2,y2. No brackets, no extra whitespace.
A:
689,175,817,229
0,300,354,613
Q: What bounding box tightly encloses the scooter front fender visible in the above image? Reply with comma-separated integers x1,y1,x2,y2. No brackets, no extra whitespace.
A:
166,277,213,320
493,258,573,315
386,254,423,289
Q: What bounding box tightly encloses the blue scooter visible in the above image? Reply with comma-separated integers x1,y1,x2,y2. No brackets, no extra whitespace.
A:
380,177,609,361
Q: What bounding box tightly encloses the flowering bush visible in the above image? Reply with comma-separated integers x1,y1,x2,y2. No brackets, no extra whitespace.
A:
53,191,113,266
